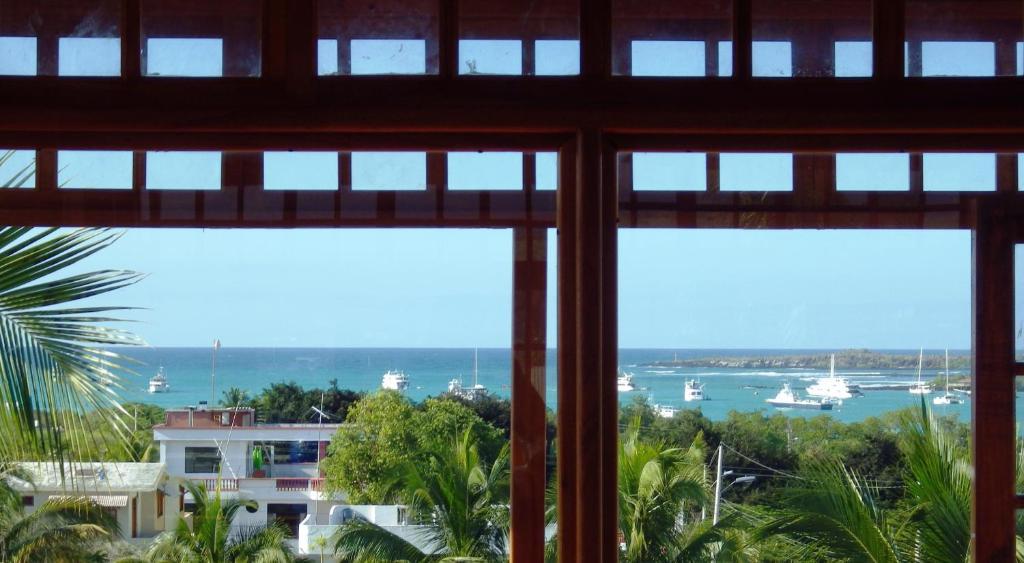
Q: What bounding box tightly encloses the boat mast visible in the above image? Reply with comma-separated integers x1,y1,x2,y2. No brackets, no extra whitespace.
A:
945,348,950,393
916,348,923,386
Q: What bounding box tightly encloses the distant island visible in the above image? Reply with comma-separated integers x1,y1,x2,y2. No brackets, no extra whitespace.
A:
645,349,970,370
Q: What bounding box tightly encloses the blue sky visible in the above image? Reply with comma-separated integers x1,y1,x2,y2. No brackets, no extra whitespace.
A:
0,35,1013,349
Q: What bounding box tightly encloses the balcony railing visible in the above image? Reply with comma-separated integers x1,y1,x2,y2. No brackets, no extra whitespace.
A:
192,478,239,491
275,477,325,492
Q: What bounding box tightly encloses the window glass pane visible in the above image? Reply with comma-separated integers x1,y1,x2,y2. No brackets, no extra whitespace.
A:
752,41,792,77
459,40,522,75
184,447,221,473
906,0,1020,77
536,152,558,191
921,42,995,77
448,152,523,190
460,0,578,76
836,154,910,191
351,39,427,75
0,150,35,188
718,41,733,76
613,0,732,76
58,37,120,76
264,152,339,191
1018,42,1023,75
318,0,439,75
720,153,793,191
317,39,339,75
753,0,872,77
147,152,221,190
631,41,705,77
923,153,996,192
535,40,580,75
58,151,133,190
632,153,706,191
146,38,223,77
351,152,427,191
835,41,872,77
141,0,262,77
0,37,36,75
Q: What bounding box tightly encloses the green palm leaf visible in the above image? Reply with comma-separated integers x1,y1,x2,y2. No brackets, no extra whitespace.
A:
0,227,143,466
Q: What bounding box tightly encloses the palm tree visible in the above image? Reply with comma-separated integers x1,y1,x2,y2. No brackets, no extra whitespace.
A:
220,388,251,408
144,480,295,563
755,399,1000,562
0,464,121,561
0,225,143,465
333,429,510,562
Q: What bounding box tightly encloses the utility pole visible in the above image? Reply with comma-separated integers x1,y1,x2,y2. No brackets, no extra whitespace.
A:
712,443,723,525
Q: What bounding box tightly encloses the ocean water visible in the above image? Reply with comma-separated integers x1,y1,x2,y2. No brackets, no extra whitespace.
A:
114,347,1002,424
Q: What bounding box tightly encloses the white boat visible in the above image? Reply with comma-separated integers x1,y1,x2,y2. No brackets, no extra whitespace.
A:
805,355,860,401
448,349,488,400
908,348,933,395
654,404,678,418
766,383,834,411
684,379,705,401
148,367,170,393
381,370,410,391
617,372,635,392
933,349,963,405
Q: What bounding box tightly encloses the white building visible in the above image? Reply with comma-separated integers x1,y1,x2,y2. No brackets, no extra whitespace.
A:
299,504,437,559
154,405,340,537
11,462,169,542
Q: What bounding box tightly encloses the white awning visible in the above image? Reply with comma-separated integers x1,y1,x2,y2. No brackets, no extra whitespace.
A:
49,495,129,508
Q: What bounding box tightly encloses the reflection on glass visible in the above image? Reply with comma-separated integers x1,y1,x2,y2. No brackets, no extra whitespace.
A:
535,40,579,75
147,152,221,190
631,41,705,77
352,40,427,75
921,42,995,77
448,152,523,190
536,153,558,191
720,153,793,191
923,153,995,192
459,40,523,75
752,41,792,77
58,151,133,189
58,37,120,76
835,41,872,77
351,152,427,191
147,38,223,77
0,37,36,75
632,153,706,191
264,152,338,191
836,154,910,191
0,150,35,188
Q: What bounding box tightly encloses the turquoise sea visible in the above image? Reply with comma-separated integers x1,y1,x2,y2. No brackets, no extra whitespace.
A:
114,347,999,424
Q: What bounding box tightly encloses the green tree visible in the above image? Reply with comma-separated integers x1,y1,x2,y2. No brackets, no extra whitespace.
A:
0,226,143,464
415,398,504,463
332,429,510,562
0,465,120,561
144,481,295,563
322,391,419,504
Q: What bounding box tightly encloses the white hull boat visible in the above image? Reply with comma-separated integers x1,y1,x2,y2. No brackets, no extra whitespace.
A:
381,370,410,391
933,349,962,405
684,379,705,401
767,383,833,411
148,367,169,393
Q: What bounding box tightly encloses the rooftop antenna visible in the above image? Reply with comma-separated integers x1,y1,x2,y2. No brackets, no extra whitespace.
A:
311,395,332,525
211,338,221,405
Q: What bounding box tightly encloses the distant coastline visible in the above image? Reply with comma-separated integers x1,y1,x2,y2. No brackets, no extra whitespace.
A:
645,348,970,370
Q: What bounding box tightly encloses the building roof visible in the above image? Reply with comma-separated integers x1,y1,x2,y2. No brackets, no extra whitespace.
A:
11,462,166,493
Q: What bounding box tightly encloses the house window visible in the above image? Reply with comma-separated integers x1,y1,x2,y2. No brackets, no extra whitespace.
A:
21,496,33,507
157,490,164,518
184,447,221,473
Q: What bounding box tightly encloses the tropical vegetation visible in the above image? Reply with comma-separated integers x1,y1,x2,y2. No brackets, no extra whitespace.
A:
140,480,296,563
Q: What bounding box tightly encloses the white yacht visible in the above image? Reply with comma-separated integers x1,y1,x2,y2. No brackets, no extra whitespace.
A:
448,349,488,400
908,348,933,395
381,370,410,392
766,383,834,411
654,404,678,418
684,379,705,401
148,367,170,393
805,355,860,401
933,349,963,405
617,372,636,392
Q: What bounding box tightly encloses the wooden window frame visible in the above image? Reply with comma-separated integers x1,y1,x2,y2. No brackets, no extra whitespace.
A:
0,0,1021,560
